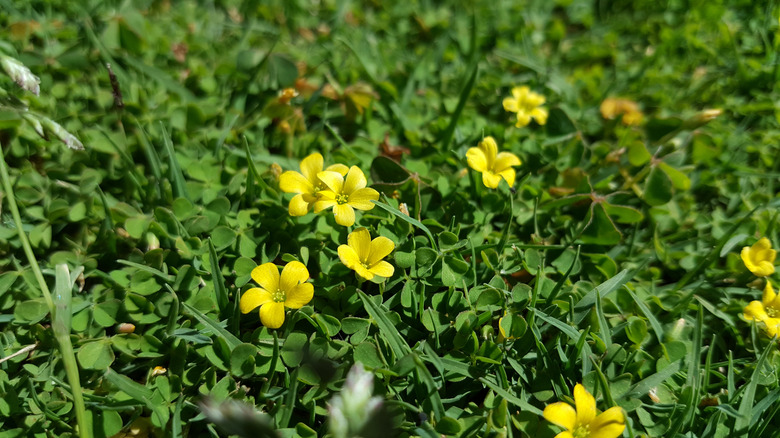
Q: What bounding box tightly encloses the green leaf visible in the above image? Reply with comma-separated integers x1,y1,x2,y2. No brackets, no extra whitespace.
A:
14,298,49,324
230,343,258,378
625,316,648,344
370,156,410,185
211,226,237,250
644,165,673,206
77,340,115,370
581,203,621,245
627,141,651,166
603,203,643,224
658,162,691,190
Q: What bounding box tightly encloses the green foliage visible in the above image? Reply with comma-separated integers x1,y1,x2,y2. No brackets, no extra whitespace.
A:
1,1,779,438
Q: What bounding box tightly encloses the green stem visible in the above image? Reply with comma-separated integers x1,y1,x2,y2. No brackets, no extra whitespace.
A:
0,146,90,438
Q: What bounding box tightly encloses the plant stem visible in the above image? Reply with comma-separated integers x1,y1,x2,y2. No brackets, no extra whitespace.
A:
0,146,90,438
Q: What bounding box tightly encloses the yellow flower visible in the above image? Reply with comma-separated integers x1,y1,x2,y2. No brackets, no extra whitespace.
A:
743,282,780,337
313,166,379,227
239,261,314,329
279,153,348,217
741,237,776,277
338,227,395,280
502,86,548,127
466,136,521,189
600,98,643,126
543,384,625,438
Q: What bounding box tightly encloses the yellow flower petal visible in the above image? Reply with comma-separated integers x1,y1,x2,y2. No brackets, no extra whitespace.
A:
325,163,349,175
531,107,549,125
466,147,489,172
763,281,777,308
742,238,777,277
333,204,356,227
299,153,324,183
288,193,311,216
497,168,517,187
317,171,344,194
574,384,597,425
367,236,395,266
543,402,577,430
348,228,372,261
239,288,272,314
764,317,780,337
482,171,502,189
479,137,498,166
313,198,337,213
348,188,379,210
251,263,279,294
502,96,519,113
744,301,769,322
515,111,532,127
285,282,313,309
354,264,375,280
343,166,367,194
512,86,529,100
338,245,362,269
259,302,285,329
279,261,309,292
279,171,313,195
494,152,521,172
590,406,626,438
368,261,394,278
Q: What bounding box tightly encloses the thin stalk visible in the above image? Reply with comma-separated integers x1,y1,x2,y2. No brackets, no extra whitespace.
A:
0,146,90,438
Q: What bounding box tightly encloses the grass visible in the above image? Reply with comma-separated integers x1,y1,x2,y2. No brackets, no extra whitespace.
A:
0,1,779,437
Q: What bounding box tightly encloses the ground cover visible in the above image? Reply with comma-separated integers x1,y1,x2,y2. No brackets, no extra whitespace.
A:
0,1,779,437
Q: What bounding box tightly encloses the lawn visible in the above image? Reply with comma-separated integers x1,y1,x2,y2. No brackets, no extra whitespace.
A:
1,1,779,437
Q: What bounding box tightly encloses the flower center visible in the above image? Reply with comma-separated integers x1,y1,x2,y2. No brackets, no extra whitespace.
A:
768,306,779,318
336,194,349,205
272,289,286,303
572,423,590,438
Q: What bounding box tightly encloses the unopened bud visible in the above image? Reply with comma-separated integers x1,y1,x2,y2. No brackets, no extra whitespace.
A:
278,87,299,105
39,115,84,150
118,323,136,334
146,232,160,251
683,109,722,129
270,163,283,181
151,366,167,377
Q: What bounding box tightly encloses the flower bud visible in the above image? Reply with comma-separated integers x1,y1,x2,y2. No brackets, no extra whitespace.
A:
0,54,40,95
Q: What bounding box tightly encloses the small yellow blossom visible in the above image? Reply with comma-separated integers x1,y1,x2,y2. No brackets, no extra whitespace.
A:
466,136,521,189
151,366,167,377
313,166,379,227
338,228,395,281
543,384,626,438
278,87,299,105
279,153,349,217
600,98,643,126
741,237,776,277
743,282,780,337
240,261,314,329
503,86,548,127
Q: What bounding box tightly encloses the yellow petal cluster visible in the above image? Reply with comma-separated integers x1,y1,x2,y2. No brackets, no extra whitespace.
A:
543,384,626,438
600,98,643,126
240,261,314,329
743,282,780,337
279,153,348,216
279,153,378,227
741,237,776,277
338,228,395,281
503,86,548,127
466,136,521,189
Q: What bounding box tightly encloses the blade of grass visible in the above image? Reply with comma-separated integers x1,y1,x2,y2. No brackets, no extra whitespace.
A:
159,122,190,200
207,238,229,316
358,290,410,358
735,338,775,433
53,264,89,438
182,302,241,350
1,147,89,438
626,288,664,343
371,198,438,251
440,63,478,151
